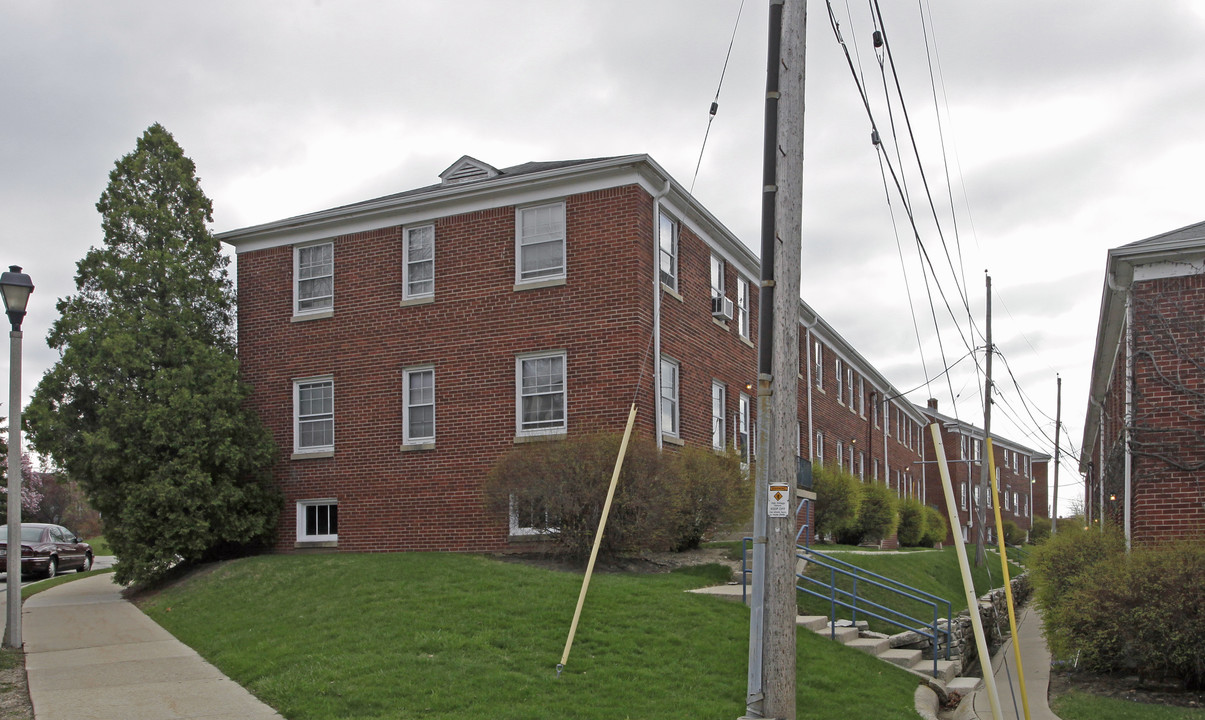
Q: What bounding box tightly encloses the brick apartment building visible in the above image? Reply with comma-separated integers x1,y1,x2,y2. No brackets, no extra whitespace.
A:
922,402,1049,544
220,154,1047,552
1081,220,1205,544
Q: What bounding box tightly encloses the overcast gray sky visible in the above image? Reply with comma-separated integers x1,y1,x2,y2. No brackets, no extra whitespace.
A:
4,1,1204,516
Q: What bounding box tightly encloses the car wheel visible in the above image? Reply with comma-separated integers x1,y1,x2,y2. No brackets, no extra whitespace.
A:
78,554,92,573
45,557,57,579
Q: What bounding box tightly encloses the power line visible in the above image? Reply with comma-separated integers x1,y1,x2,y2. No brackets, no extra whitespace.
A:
689,0,746,194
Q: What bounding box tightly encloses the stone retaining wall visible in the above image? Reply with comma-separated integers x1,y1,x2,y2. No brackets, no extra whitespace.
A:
889,572,1032,670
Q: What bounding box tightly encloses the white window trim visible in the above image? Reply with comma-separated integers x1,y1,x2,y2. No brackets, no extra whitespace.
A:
738,394,752,465
403,366,436,445
403,224,435,301
711,381,726,451
508,495,552,537
515,201,567,286
293,376,334,454
813,341,823,390
815,431,824,464
515,351,568,437
737,277,750,339
836,441,844,469
710,254,725,299
658,208,679,291
296,498,337,543
847,367,855,411
293,241,334,317
660,356,681,438
835,359,844,405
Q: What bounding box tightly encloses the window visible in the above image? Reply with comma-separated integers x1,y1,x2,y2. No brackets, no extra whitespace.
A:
858,452,865,479
858,379,866,417
813,341,823,389
516,202,566,283
836,359,844,404
836,441,844,469
847,367,855,410
960,482,968,511
974,485,981,510
1004,488,1011,511
403,367,435,444
873,459,880,480
294,377,334,453
403,225,435,299
658,209,678,290
736,277,750,338
295,242,334,314
960,435,968,460
517,352,566,435
873,397,880,428
738,394,752,464
711,382,726,450
297,500,337,542
510,495,555,536
710,255,725,299
814,431,824,464
660,357,680,437
848,444,855,471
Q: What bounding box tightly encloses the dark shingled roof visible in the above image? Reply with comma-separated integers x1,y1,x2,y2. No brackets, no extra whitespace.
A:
1120,219,1205,250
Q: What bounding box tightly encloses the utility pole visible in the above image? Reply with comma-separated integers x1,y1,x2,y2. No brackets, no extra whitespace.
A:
1051,375,1061,533
745,0,804,718
975,273,992,567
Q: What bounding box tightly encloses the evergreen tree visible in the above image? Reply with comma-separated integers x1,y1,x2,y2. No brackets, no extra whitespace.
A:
26,124,279,584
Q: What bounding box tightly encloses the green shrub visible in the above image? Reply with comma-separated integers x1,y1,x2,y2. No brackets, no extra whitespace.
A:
1001,519,1024,546
812,464,861,541
483,434,752,561
483,433,672,562
1028,516,1051,544
921,506,948,546
838,481,898,545
1029,529,1126,660
665,445,752,551
1047,540,1205,688
896,498,927,547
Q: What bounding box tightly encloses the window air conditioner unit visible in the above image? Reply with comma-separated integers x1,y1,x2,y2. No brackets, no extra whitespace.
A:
711,296,735,321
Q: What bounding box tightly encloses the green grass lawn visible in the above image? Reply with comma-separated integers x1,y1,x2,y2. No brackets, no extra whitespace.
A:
1053,689,1205,719
85,535,112,555
139,553,921,720
798,546,1023,634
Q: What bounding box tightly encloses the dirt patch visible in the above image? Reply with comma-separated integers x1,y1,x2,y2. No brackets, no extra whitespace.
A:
1049,669,1205,710
0,649,32,720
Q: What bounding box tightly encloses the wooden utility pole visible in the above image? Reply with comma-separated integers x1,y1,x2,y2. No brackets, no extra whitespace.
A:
745,0,804,717
1051,375,1061,533
975,273,992,567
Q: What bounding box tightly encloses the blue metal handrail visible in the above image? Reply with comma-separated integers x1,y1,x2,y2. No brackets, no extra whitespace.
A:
741,539,953,679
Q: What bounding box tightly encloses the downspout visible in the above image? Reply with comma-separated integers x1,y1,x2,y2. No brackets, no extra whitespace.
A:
1099,405,1105,533
1124,291,1133,551
805,326,814,460
652,180,671,449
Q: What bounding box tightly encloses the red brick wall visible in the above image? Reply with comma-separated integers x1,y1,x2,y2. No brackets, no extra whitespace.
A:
1127,274,1205,543
237,184,767,553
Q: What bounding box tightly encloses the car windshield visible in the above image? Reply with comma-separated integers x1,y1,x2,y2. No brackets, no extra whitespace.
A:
0,527,45,543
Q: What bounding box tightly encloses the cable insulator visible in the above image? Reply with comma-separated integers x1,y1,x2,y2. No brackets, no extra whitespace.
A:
873,30,883,48
871,129,881,146
709,101,719,117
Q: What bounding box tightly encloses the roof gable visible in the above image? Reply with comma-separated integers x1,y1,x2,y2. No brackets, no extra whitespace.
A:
439,156,500,186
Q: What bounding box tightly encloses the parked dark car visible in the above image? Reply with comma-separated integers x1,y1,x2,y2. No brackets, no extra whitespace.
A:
0,523,93,578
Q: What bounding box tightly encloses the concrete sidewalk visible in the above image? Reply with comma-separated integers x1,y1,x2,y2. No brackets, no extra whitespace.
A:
23,573,281,720
969,604,1061,720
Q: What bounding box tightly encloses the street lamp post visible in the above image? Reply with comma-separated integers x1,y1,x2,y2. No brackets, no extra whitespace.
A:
1,265,33,649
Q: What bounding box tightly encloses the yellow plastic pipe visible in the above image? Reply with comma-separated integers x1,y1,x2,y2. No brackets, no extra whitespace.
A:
929,423,1003,720
986,438,1031,720
558,403,639,675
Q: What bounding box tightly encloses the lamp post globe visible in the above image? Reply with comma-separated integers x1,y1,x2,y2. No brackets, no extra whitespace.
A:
2,264,32,648
0,266,33,331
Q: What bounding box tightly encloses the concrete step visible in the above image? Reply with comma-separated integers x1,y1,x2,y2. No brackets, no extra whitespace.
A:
820,624,860,643
910,658,959,684
946,676,982,695
846,636,891,656
795,615,829,632
878,648,923,668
